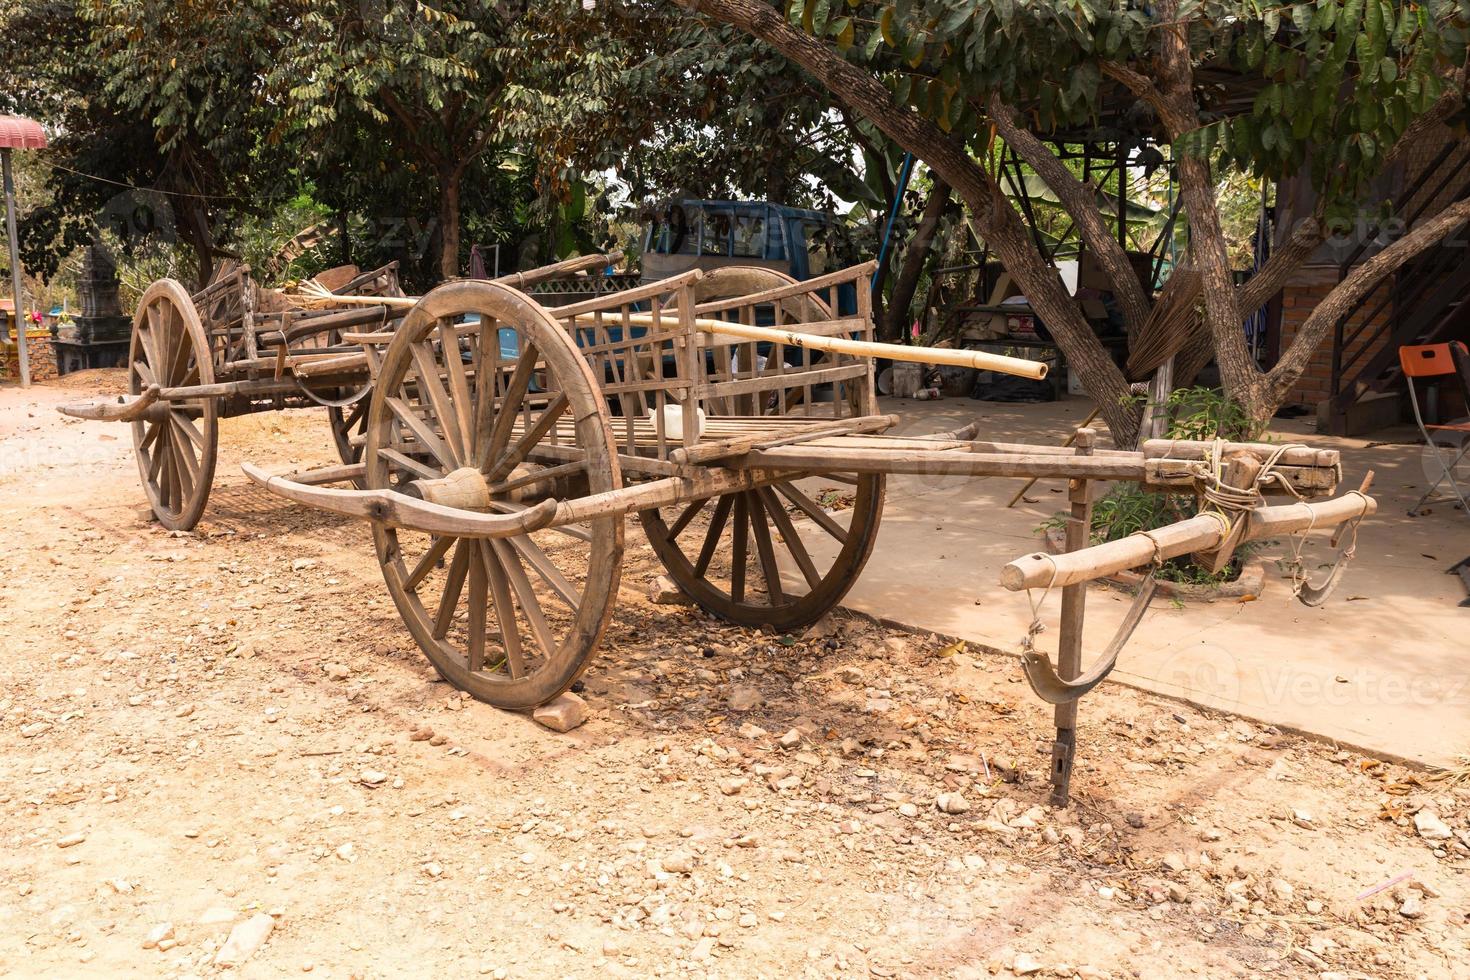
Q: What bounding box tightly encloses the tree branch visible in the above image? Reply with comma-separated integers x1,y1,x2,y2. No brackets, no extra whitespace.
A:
1100,61,1166,115
1267,197,1470,399
1151,0,1263,408
988,94,1151,336
378,87,440,166
1235,214,1322,319
1382,63,1467,170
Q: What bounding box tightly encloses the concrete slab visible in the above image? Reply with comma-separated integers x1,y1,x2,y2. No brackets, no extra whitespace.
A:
791,395,1470,767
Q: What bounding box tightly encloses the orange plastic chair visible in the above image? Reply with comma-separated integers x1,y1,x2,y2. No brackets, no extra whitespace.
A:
1399,341,1470,515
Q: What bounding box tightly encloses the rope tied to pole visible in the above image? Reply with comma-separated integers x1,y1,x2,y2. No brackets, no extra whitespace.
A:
1019,552,1062,661
1180,437,1368,606
1285,488,1371,606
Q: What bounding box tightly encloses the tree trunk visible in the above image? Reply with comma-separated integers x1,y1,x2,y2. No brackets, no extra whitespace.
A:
1172,154,1275,418
677,0,1142,446
438,167,463,282
170,198,216,289
882,179,951,343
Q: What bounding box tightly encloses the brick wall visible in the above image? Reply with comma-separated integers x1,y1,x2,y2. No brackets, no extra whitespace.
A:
1277,267,1393,408
0,332,58,382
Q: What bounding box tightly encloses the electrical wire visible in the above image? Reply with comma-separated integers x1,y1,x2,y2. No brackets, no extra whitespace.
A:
43,161,238,202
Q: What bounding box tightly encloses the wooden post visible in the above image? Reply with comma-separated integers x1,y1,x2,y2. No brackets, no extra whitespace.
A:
3,148,29,387
1144,355,1175,441
1050,426,1096,806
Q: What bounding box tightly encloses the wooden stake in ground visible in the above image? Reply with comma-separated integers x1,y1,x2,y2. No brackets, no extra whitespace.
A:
1050,427,1097,806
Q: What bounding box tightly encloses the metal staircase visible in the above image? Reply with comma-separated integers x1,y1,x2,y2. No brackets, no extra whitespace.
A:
1323,140,1470,436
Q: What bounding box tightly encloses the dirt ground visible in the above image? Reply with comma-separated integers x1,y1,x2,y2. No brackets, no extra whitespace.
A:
2,372,1467,979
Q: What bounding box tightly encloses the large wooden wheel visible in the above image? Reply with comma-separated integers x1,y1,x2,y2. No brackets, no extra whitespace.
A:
366,281,625,710
327,400,369,488
640,475,885,631
129,279,218,530
642,265,883,630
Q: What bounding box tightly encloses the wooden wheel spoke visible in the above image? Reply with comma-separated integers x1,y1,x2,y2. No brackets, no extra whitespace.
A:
405,535,455,593
505,534,581,610
140,420,163,453
476,541,526,679
747,491,785,604
470,321,500,466
729,494,750,603
172,412,207,452
694,494,735,578
133,358,157,387
489,539,556,659
378,446,441,481
166,308,194,384
408,342,466,467
147,427,168,483
774,482,849,544
466,545,489,673
386,396,458,473
159,433,179,512
432,541,472,639
666,497,709,542
487,392,567,482
140,304,166,374
479,341,540,471
486,458,585,497
759,487,821,591
438,319,476,459
168,416,199,492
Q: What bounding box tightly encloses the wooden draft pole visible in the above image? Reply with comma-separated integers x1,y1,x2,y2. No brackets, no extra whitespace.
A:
1006,406,1102,507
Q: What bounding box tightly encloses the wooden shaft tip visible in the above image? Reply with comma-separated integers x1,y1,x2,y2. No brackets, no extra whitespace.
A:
240,462,273,487
999,558,1039,591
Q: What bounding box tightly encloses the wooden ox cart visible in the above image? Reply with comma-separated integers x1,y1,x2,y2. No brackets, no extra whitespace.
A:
62,259,1372,803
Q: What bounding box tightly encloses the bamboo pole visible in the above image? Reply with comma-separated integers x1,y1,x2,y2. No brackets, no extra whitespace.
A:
677,317,1048,380
292,289,1050,381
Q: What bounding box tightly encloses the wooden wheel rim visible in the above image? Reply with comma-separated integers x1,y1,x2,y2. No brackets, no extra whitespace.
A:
128,279,218,531
366,280,624,710
639,474,885,632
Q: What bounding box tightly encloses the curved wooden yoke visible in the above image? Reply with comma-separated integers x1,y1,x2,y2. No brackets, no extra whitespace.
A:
242,462,557,538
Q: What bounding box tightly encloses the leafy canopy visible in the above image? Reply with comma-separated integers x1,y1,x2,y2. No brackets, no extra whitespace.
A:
790,0,1469,205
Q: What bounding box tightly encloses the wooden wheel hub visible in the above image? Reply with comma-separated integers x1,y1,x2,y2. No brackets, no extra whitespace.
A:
407,467,493,509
